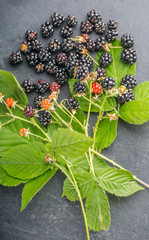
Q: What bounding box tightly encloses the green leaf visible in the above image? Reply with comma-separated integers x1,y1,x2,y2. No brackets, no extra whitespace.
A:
94,39,136,87
52,128,93,159
93,155,109,173
85,185,110,231
48,123,60,139
0,70,28,104
95,115,118,150
133,81,149,102
62,178,78,201
119,100,149,124
21,167,57,211
96,168,143,196
69,155,89,171
0,167,24,187
0,142,50,180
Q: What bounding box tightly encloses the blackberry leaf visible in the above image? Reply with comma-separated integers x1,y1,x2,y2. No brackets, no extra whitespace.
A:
133,81,149,102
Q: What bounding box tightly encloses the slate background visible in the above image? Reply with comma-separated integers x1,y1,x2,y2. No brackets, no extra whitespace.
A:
0,0,149,239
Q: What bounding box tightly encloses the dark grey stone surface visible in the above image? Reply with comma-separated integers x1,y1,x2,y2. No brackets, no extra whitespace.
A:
0,0,149,239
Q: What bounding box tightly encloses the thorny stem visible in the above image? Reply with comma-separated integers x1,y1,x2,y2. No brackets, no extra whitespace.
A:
31,118,51,141
81,95,101,109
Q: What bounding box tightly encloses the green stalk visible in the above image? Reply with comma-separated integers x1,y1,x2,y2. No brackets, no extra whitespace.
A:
53,111,72,130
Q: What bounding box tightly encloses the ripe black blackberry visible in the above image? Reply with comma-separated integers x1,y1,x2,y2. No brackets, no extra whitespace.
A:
26,52,38,66
87,10,102,24
99,52,113,67
39,111,51,127
65,53,79,74
101,77,116,90
31,39,43,51
56,53,68,65
121,33,134,48
61,38,75,52
121,49,137,65
25,30,37,41
66,15,77,27
40,21,54,38
60,25,73,38
79,55,93,69
107,20,117,29
48,39,61,52
75,44,87,55
34,95,44,109
65,97,79,113
45,60,58,75
24,106,35,118
80,21,93,33
20,41,31,54
73,66,89,81
121,74,136,89
79,34,90,43
96,36,106,51
35,80,50,93
118,90,135,104
22,79,35,93
86,39,96,52
105,29,118,42
38,48,52,63
55,68,68,85
73,80,86,94
94,22,106,34
96,67,106,78
35,63,45,73
9,51,23,64
51,13,65,27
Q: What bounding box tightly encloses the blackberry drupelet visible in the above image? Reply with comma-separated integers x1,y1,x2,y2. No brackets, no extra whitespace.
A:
121,33,134,48
101,77,116,90
80,21,93,33
24,106,35,118
121,74,136,89
96,67,106,78
31,39,43,51
118,90,135,104
87,10,102,24
99,52,113,67
35,80,50,93
48,39,61,52
45,60,58,74
65,97,79,113
40,21,54,38
61,38,75,52
20,41,31,54
73,80,86,94
22,79,35,93
39,111,51,127
49,82,61,92
73,66,89,81
25,30,37,41
55,68,68,85
121,49,137,65
107,20,117,29
35,63,45,73
34,95,44,109
75,44,87,55
79,55,93,69
38,48,52,63
96,36,106,51
56,53,68,65
60,25,73,38
105,29,118,42
51,13,65,27
66,15,77,27
26,52,38,66
86,39,96,52
94,22,106,34
9,51,23,64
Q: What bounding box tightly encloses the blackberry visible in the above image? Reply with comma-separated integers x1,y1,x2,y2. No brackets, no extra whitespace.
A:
121,33,134,48
31,39,43,51
39,111,51,127
118,90,135,104
121,74,136,89
73,66,89,81
24,106,35,118
75,44,87,55
56,53,68,65
107,20,117,29
35,80,50,93
22,79,35,93
94,22,106,34
80,21,93,33
34,95,44,109
45,60,58,74
65,97,79,113
20,41,31,54
49,82,61,92
86,39,96,52
92,82,103,94
101,77,116,90
61,38,74,52
65,53,79,74
99,52,113,67
40,21,54,38
80,34,90,43
66,15,77,27
26,52,38,66
73,80,86,94
96,36,106,51
96,67,106,78
38,48,52,63
105,29,118,43
25,30,37,41
35,63,45,73
51,13,65,27
79,55,93,69
55,68,68,85
9,51,23,64
60,25,73,38
121,49,137,65
48,39,61,52
87,10,102,24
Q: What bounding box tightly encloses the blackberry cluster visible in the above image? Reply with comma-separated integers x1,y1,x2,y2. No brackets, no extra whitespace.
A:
66,15,77,27
45,60,58,74
24,106,35,118
80,55,93,69
40,21,54,38
96,36,106,51
48,39,61,52
56,53,68,65
87,10,102,24
55,68,68,85
99,52,113,67
34,95,44,109
22,79,35,93
105,29,118,43
94,22,105,34
61,38,74,52
121,74,136,89
51,12,65,27
75,44,87,55
96,67,106,78
35,63,45,73
31,39,43,51
65,97,79,112
73,66,89,81
121,33,134,48
25,30,37,41
39,111,51,127
118,90,135,104
9,51,23,64
38,48,52,63
73,80,86,94
80,21,93,33
107,20,117,29
26,52,38,66
101,77,116,90
60,25,73,38
121,49,137,65
86,39,96,52
35,80,50,93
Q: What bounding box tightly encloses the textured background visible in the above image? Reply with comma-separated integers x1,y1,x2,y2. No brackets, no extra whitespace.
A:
0,0,149,239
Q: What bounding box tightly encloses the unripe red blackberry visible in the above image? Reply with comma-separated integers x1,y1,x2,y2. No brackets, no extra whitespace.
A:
92,82,103,94
49,82,61,92
24,106,35,118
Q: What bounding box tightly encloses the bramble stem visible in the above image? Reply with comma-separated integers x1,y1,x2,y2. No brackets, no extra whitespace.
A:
53,111,72,130
85,79,92,136
0,118,15,127
29,132,51,142
86,52,99,66
81,95,101,109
